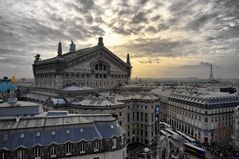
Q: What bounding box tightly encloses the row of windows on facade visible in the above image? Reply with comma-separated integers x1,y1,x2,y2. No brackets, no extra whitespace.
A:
170,118,207,137
127,123,154,131
168,116,232,139
168,117,232,142
125,112,154,123
168,107,233,122
168,118,203,139
128,129,153,138
0,138,124,159
95,74,128,79
170,101,235,114
95,63,107,71
128,104,155,110
170,99,238,109
169,116,232,135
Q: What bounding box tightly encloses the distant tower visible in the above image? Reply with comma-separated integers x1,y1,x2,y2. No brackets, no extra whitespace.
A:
209,64,214,80
126,53,131,65
57,41,62,56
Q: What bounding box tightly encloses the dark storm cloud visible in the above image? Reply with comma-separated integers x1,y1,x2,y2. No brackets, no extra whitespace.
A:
180,62,221,69
95,17,104,23
185,13,217,31
118,9,133,16
199,62,221,69
48,13,64,23
111,26,131,35
131,11,148,24
89,26,105,36
137,57,160,64
137,0,148,5
68,0,95,13
151,15,161,22
112,38,192,58
85,15,94,24
146,26,157,33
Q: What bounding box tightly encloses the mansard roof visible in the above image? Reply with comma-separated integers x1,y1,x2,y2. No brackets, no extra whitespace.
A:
34,44,129,68
0,114,125,150
169,92,239,105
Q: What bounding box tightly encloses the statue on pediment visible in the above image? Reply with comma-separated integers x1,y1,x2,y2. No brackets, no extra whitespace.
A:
69,40,76,53
34,54,41,62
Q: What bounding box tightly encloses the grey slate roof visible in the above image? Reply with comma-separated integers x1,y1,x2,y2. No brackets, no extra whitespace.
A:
34,45,128,68
0,114,124,150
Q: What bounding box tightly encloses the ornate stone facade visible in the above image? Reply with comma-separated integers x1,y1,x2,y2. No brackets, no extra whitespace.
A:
32,37,132,89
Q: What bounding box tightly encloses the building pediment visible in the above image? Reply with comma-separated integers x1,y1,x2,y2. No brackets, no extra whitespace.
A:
65,46,130,72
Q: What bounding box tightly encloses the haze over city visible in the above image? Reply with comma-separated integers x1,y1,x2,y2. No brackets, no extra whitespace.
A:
0,0,239,78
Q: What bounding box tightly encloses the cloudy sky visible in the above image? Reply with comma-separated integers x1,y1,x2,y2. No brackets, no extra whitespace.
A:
0,0,239,79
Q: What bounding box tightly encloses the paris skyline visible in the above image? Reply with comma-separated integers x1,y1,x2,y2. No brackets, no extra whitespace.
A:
0,0,239,79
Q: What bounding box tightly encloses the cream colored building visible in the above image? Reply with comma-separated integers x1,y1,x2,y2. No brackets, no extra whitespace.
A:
156,90,239,144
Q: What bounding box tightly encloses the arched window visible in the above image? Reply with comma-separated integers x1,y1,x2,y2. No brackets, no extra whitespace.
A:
95,64,98,70
50,145,57,158
65,143,72,156
34,147,41,158
93,140,100,152
103,65,106,70
99,63,102,70
79,142,86,154
112,138,117,149
17,149,24,159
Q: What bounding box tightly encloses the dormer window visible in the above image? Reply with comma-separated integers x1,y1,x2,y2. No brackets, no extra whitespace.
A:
112,139,117,149
66,129,70,134
17,149,25,159
121,136,124,146
79,142,86,154
65,144,72,156
93,141,99,152
52,131,56,135
20,133,24,138
36,132,41,137
34,147,41,159
50,146,57,158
